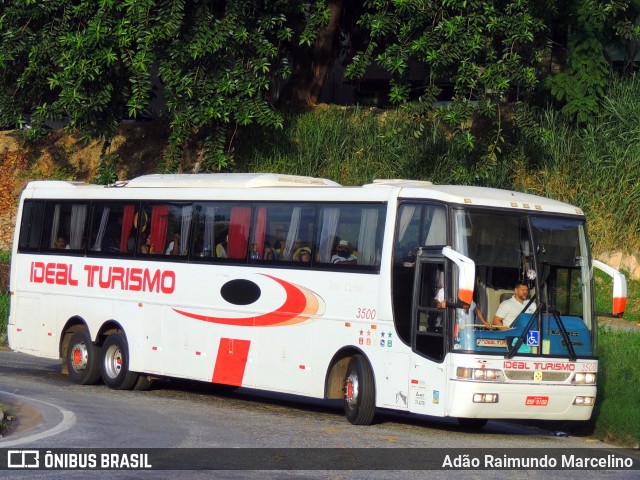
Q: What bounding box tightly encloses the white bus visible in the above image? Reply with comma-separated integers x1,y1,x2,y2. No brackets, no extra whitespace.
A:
8,173,627,427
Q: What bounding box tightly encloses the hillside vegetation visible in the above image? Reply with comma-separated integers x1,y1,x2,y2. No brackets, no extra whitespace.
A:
2,76,640,257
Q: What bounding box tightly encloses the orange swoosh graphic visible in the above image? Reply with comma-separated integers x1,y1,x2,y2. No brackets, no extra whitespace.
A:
173,274,321,327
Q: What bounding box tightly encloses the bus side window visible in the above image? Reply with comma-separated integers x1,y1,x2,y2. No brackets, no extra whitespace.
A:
141,203,194,257
89,203,137,254
258,204,315,263
162,204,192,256
316,204,385,267
18,201,41,250
42,202,89,251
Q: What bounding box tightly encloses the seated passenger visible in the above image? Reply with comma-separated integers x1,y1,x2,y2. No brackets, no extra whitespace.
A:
263,246,275,260
493,281,537,327
216,234,228,258
294,247,311,263
139,234,151,254
54,234,70,250
165,232,180,255
432,272,445,308
274,239,287,260
331,240,357,265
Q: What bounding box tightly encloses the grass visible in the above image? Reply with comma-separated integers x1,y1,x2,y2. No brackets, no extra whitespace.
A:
510,76,640,254
236,105,475,186
592,328,640,446
0,406,10,436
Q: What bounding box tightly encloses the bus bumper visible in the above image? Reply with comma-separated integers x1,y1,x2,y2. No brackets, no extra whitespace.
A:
448,380,596,421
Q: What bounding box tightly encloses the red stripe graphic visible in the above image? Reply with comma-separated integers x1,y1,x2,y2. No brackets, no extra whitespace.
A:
212,338,251,386
173,274,321,327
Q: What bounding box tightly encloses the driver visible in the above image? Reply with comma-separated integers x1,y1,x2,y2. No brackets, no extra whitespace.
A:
493,281,537,327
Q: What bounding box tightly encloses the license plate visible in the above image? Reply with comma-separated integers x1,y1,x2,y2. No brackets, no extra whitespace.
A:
525,395,549,406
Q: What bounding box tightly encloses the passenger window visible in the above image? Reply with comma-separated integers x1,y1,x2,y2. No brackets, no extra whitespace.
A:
251,204,316,263
89,203,139,254
190,203,250,260
42,202,89,252
18,201,45,251
137,203,192,256
316,204,386,267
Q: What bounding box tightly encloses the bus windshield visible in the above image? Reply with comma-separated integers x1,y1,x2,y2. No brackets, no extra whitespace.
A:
452,209,593,358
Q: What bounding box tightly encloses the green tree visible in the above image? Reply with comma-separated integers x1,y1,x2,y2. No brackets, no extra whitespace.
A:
0,1,329,175
547,0,640,122
342,0,546,162
2,0,639,175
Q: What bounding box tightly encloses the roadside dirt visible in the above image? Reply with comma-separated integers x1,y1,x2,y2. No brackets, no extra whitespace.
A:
0,124,170,250
0,397,43,439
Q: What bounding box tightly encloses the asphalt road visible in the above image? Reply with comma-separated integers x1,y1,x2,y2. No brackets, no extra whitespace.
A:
0,349,637,479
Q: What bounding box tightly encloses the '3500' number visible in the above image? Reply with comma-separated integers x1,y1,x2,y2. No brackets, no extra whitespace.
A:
356,308,376,320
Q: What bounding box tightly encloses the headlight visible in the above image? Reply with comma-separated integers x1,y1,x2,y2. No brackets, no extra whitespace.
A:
456,367,502,381
473,393,499,403
573,372,597,384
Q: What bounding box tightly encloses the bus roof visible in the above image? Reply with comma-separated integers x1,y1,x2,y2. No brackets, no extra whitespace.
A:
21,174,584,216
392,184,584,216
126,173,341,188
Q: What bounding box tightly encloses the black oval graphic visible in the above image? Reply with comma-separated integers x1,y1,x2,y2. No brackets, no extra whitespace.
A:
220,279,262,305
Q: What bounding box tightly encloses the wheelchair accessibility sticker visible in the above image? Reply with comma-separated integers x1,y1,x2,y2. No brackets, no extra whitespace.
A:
527,331,540,347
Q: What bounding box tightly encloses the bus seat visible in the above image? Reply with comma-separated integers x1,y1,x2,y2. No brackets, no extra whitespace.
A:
500,292,512,303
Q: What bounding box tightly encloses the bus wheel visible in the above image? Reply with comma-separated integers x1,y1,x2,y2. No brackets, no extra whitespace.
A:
100,333,138,390
343,354,376,425
66,330,102,385
457,418,488,429
132,375,154,391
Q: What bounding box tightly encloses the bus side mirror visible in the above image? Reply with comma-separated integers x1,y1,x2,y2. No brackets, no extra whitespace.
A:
442,246,475,308
593,260,627,317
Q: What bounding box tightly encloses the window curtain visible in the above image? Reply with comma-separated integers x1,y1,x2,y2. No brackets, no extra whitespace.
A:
397,205,417,245
319,207,340,262
149,205,169,254
452,210,468,256
425,206,446,246
282,207,301,261
49,204,61,248
252,207,267,257
92,207,110,251
120,205,135,252
180,205,193,255
204,205,216,254
358,208,379,266
70,204,87,249
227,206,251,259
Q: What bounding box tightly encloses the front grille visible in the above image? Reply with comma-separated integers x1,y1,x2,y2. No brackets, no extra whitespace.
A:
504,370,571,381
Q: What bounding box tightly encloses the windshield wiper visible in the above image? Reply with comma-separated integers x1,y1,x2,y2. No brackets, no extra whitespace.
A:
505,296,538,359
505,300,577,361
547,307,577,361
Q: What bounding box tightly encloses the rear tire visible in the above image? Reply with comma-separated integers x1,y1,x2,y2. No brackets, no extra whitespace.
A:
66,329,102,385
343,354,376,425
100,333,138,390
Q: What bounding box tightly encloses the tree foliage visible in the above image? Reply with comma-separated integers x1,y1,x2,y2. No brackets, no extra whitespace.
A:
0,1,329,173
547,0,640,123
1,0,639,174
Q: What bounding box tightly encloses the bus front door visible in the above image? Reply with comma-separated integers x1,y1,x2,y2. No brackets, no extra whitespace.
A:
408,252,448,417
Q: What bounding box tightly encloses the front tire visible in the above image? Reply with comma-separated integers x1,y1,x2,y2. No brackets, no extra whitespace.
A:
66,329,102,385
100,333,138,390
343,354,376,425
